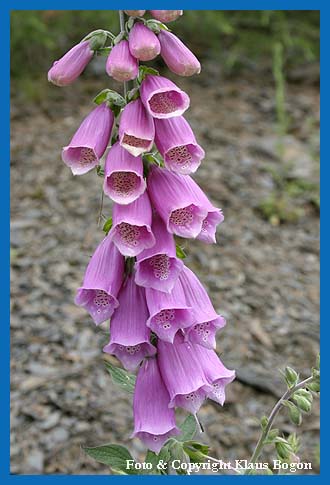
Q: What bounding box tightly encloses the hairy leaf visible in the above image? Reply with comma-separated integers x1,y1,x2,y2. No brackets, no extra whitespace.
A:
104,361,136,393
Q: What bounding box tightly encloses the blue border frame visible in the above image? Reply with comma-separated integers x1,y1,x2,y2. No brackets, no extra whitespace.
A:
3,0,325,481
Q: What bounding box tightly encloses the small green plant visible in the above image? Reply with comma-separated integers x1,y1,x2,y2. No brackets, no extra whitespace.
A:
84,355,320,475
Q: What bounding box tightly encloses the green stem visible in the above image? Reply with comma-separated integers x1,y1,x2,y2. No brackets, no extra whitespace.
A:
248,375,314,469
118,10,128,98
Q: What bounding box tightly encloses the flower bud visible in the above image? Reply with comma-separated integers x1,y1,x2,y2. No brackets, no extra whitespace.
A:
48,41,94,86
284,401,302,426
124,10,146,17
284,366,299,387
158,30,201,77
292,395,312,413
275,439,292,460
106,40,138,82
129,23,161,61
150,10,183,23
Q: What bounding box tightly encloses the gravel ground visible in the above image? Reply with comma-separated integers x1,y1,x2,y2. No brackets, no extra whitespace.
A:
10,63,319,475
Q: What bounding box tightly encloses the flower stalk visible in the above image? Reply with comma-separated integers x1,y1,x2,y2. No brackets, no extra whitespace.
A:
119,10,128,98
248,375,315,470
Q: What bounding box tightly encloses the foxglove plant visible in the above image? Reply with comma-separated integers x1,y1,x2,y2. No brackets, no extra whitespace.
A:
48,10,319,476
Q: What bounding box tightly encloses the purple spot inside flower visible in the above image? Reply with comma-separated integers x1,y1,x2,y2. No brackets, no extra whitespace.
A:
76,288,115,325
167,145,192,170
149,91,183,114
117,222,141,248
122,133,151,150
175,388,206,414
107,172,140,199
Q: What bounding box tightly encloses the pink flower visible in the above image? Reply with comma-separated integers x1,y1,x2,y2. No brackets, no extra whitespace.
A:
119,99,155,157
183,176,224,244
193,344,236,405
135,213,184,293
147,166,207,238
179,266,226,349
103,142,146,204
149,10,183,23
62,103,114,175
103,275,156,371
145,276,195,343
47,41,94,86
75,237,124,325
129,23,160,61
158,30,201,77
106,40,138,82
124,10,146,17
132,358,179,453
154,116,205,174
140,75,190,119
157,333,212,414
108,192,155,257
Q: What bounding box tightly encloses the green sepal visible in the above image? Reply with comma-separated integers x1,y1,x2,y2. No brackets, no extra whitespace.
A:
102,217,113,235
104,361,136,393
146,19,170,33
176,244,187,259
138,65,160,84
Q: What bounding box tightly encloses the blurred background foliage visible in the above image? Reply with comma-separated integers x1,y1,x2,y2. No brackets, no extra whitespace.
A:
11,10,319,81
10,10,320,226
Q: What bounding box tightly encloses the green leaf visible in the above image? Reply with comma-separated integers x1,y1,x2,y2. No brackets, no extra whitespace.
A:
292,394,312,413
113,31,127,45
176,414,197,441
97,46,112,56
287,433,300,454
126,17,135,30
183,441,209,463
315,353,320,370
138,65,159,83
275,439,292,460
294,388,313,403
144,451,161,475
283,400,302,426
103,217,113,235
143,152,163,168
176,244,187,259
127,87,140,102
104,361,136,393
260,415,269,430
264,428,279,444
93,89,126,115
96,166,104,177
89,31,108,50
146,19,170,33
307,381,320,393
83,444,136,474
167,441,190,475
